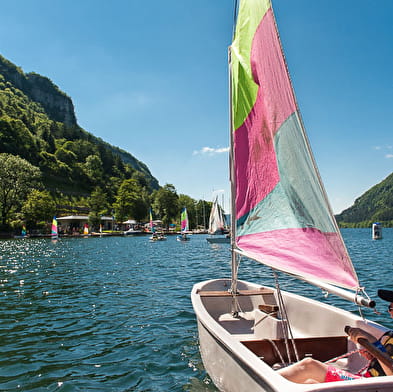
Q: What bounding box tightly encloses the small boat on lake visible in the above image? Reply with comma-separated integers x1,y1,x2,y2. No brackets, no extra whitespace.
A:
83,223,90,237
177,207,190,241
51,216,58,239
206,196,230,244
191,1,392,391
149,233,167,241
372,222,382,240
148,208,166,241
14,225,28,239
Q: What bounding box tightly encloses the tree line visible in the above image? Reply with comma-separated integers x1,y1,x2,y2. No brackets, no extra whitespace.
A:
0,153,212,235
335,172,393,228
0,55,216,235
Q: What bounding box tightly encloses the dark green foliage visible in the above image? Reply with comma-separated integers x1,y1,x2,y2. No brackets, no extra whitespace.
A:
152,184,179,229
0,55,159,207
0,153,42,229
22,190,56,229
336,173,393,228
114,179,149,223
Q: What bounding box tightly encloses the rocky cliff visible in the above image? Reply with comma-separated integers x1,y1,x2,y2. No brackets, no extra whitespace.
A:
0,55,76,125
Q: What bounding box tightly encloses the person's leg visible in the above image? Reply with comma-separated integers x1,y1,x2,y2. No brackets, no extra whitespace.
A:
278,357,328,384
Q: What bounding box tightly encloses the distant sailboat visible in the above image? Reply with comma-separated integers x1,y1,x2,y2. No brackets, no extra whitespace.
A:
149,208,166,241
372,222,382,240
207,197,230,244
14,224,28,239
83,223,89,237
51,217,58,239
177,207,190,241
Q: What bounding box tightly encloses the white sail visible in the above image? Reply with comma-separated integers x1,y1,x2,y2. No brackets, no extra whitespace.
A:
208,197,225,235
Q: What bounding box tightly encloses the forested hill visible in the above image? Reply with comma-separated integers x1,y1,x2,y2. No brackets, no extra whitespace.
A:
0,54,159,199
335,173,393,227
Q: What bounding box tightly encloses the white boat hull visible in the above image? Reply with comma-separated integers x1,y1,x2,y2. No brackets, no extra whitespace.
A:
192,279,393,391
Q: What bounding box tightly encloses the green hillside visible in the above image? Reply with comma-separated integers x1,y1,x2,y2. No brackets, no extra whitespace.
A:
336,173,393,228
0,54,159,200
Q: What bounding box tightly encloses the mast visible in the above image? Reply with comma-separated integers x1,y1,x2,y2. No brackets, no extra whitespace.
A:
202,198,206,230
229,45,239,301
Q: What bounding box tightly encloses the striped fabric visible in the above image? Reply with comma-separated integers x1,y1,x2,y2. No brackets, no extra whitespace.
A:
230,0,358,289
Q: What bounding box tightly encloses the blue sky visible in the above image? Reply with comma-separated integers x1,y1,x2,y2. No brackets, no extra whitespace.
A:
1,0,392,214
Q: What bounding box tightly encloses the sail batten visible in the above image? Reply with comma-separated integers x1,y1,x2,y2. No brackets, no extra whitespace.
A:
230,0,359,289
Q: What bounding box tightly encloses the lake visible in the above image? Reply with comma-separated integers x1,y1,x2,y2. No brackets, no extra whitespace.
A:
0,229,392,391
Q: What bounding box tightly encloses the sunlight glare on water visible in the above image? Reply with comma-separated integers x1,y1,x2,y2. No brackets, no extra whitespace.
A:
0,229,392,391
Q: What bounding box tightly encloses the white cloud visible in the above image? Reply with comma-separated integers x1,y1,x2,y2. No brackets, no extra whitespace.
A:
374,145,392,151
193,146,230,156
385,154,393,159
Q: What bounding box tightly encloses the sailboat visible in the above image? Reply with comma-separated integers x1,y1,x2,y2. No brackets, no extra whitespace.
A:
51,216,58,239
14,225,28,239
191,1,392,391
177,207,190,241
206,196,230,244
83,223,90,237
149,208,166,241
372,222,382,240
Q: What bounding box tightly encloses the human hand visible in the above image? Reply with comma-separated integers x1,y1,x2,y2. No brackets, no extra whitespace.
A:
359,348,374,360
346,327,377,344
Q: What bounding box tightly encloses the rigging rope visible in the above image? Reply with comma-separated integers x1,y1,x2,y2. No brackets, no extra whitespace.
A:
273,271,300,363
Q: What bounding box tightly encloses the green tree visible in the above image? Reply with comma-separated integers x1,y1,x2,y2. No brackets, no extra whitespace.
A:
88,187,110,230
22,189,56,229
88,187,110,215
195,199,210,230
84,154,104,184
0,153,41,229
113,179,147,222
152,184,179,229
55,147,77,166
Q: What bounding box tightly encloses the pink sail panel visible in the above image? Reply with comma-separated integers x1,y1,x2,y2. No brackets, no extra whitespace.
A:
237,228,358,289
234,8,297,219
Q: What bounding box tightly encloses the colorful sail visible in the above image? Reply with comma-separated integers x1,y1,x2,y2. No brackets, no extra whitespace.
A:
208,197,225,235
83,224,89,235
21,225,26,237
51,217,58,237
180,208,189,232
150,208,155,233
230,0,358,289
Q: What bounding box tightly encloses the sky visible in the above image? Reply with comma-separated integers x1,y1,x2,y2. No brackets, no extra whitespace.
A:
1,0,392,214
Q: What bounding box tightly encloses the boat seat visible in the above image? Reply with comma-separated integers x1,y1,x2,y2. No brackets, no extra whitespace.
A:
242,336,348,367
258,304,279,318
253,308,284,339
197,288,274,297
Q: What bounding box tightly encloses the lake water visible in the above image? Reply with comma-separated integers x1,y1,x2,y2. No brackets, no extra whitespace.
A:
0,229,392,391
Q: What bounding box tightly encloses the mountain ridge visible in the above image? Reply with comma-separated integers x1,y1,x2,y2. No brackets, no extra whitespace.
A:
0,54,159,196
335,172,393,227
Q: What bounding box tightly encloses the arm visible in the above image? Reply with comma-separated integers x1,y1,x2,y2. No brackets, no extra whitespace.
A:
348,327,393,376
